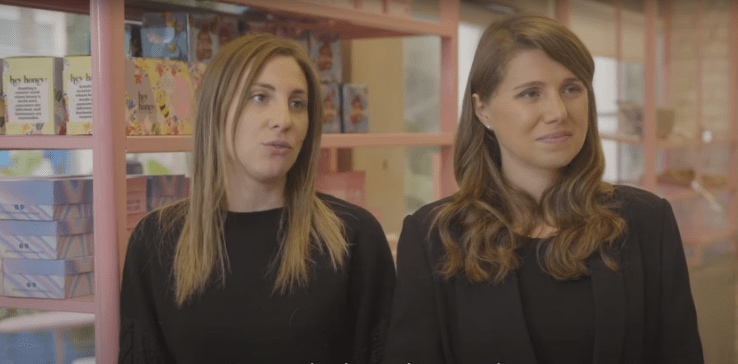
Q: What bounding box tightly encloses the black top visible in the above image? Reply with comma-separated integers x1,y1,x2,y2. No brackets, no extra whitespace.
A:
517,241,594,364
119,194,396,364
383,185,703,364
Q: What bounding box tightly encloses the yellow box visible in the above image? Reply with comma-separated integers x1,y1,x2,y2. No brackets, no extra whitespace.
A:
2,57,66,135
63,56,93,135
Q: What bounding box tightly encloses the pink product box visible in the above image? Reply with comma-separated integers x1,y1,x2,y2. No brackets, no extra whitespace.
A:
316,171,366,207
217,16,241,48
2,255,93,299
127,211,147,230
0,203,93,221
124,57,195,135
341,83,369,133
147,174,188,210
1,233,93,260
309,30,342,83
2,56,66,135
321,83,342,133
0,217,94,237
127,176,148,214
0,176,93,206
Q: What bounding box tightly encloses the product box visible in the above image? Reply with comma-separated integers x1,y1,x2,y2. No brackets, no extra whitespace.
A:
63,55,93,135
0,58,4,135
244,22,310,51
124,57,156,135
2,255,94,299
341,83,369,133
316,171,366,207
188,13,219,64
188,61,207,94
1,233,93,260
217,15,241,48
125,22,143,58
127,175,148,215
0,203,93,221
385,0,412,16
147,174,189,211
124,58,195,135
321,83,342,133
309,30,342,83
2,57,66,135
140,12,191,61
0,176,93,206
0,217,94,237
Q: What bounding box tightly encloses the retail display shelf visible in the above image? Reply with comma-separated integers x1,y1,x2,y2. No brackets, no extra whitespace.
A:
226,0,453,38
0,295,95,313
0,135,94,150
321,133,454,148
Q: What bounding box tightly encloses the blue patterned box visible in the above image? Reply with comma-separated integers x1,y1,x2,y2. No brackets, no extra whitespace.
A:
141,12,191,61
341,83,369,133
0,217,94,237
0,176,92,206
0,203,93,221
321,83,341,133
2,255,93,298
1,233,93,260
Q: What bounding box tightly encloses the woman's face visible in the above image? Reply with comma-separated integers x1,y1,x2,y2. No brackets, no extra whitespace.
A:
473,49,589,186
224,55,310,190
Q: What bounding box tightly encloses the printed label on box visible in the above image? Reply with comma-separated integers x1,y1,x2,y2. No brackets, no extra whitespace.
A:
63,55,93,134
2,57,66,135
0,203,93,221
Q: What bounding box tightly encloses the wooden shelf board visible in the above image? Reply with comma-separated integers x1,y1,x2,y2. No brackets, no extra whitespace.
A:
0,295,95,313
126,135,193,153
225,0,453,38
0,135,94,150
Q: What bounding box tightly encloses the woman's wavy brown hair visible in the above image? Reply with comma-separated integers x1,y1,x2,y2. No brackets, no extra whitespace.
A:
162,33,347,306
433,14,626,283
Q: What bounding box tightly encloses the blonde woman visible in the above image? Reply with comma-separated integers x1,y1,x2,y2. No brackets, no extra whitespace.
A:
119,33,395,364
383,14,702,364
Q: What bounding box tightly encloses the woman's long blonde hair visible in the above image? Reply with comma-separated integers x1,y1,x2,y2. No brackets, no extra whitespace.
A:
162,33,347,306
433,14,626,283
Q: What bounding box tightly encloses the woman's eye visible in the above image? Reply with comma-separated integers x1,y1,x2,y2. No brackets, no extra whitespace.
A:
519,89,539,98
290,99,306,110
563,84,584,95
250,93,266,102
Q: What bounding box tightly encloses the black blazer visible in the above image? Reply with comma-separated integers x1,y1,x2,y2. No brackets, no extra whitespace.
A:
383,185,703,364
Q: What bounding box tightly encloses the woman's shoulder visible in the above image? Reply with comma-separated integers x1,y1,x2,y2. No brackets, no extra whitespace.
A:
611,184,667,212
317,192,383,232
129,199,188,252
405,196,455,227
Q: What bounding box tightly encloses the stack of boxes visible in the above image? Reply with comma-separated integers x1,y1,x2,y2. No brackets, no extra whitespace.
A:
0,176,94,299
147,174,189,212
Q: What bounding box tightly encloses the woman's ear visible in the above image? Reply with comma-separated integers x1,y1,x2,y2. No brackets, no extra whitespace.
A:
472,93,491,130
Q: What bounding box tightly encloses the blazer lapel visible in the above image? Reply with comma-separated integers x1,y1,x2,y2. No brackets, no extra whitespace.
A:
455,274,538,364
589,238,627,364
